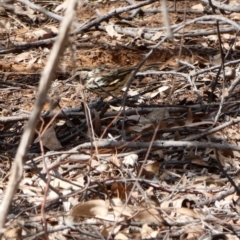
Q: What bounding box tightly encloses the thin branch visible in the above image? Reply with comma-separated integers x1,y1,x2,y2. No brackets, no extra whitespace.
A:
0,0,78,232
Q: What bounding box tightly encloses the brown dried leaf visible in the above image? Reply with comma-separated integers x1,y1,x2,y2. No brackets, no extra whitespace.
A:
145,161,160,175
111,182,127,199
185,149,209,167
210,149,230,168
133,208,163,224
71,199,109,218
4,227,22,239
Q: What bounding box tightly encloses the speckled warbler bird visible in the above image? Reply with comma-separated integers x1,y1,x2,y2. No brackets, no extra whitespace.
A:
69,64,159,97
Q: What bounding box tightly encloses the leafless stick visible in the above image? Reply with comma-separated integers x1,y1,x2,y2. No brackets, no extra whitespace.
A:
0,0,78,233
185,117,240,141
211,19,226,125
103,24,235,40
2,11,237,56
0,0,157,55
192,59,240,77
161,0,172,38
151,15,240,45
47,138,240,174
200,0,240,13
16,0,63,21
228,75,240,95
75,139,240,152
72,0,157,35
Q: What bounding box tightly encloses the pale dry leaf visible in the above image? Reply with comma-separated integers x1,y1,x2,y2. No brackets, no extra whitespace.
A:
27,59,38,70
68,196,79,207
95,163,109,172
225,67,235,80
90,159,100,168
105,24,122,40
191,3,204,11
27,57,38,67
54,0,69,12
136,28,143,38
111,197,124,207
62,215,77,226
151,31,163,41
69,154,90,161
230,12,240,21
111,154,121,167
101,225,121,238
0,21,10,34
114,232,128,240
123,87,139,96
34,126,62,150
51,178,83,190
21,188,37,196
141,223,158,239
109,105,122,111
63,201,71,212
21,177,33,185
158,85,170,93
15,52,30,62
205,34,218,42
225,234,240,240
223,87,229,97
25,29,52,39
70,199,109,218
210,53,222,66
14,6,36,21
146,108,170,123
123,153,138,167
76,174,85,186
146,89,159,99
153,149,164,158
45,25,59,35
